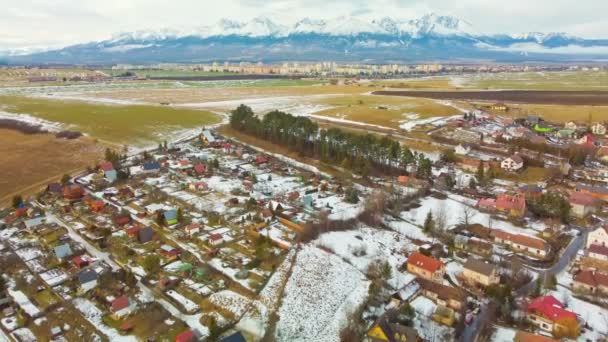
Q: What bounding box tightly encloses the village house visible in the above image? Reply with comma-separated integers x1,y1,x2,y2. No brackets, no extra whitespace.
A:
514,331,558,342
501,154,524,172
367,315,420,342
111,296,138,319
588,244,608,261
591,122,607,136
142,161,161,174
526,295,579,338
491,102,508,111
416,277,466,311
63,184,85,200
587,226,608,248
184,223,201,237
564,121,578,131
405,252,445,282
493,230,549,258
209,233,224,246
138,227,155,244
576,184,608,202
573,270,608,294
77,268,98,293
454,144,472,155
201,130,216,146
461,258,500,287
54,244,73,260
569,192,600,218
477,194,526,218
159,244,181,260
458,157,489,173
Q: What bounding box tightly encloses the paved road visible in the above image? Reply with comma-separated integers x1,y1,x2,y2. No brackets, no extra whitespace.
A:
460,227,588,342
517,227,588,297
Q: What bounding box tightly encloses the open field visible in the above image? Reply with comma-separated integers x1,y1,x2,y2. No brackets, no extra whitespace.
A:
371,77,456,89
482,102,608,123
466,71,608,90
374,90,608,106
0,96,221,146
373,71,608,91
83,84,372,104
312,94,461,129
0,129,104,204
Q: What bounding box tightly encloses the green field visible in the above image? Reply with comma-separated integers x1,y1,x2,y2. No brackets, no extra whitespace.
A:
0,96,221,146
467,71,608,90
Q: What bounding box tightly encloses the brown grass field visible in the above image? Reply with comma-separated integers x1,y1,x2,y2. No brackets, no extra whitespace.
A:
88,84,377,104
0,129,104,205
313,94,461,129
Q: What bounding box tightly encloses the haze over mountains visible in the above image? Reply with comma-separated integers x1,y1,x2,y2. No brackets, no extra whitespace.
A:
4,14,608,64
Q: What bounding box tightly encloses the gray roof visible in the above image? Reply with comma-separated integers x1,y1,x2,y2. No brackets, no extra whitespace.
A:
138,227,154,243
54,244,73,259
77,269,98,284
464,258,497,277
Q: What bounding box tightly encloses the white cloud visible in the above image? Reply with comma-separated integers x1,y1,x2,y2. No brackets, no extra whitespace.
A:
0,0,606,50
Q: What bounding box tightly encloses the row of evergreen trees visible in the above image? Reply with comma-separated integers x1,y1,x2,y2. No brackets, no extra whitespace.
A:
229,104,433,178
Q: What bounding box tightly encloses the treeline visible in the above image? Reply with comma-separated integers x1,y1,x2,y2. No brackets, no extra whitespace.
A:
230,105,432,178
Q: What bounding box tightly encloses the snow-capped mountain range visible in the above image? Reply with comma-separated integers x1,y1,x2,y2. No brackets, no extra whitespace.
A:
4,14,608,64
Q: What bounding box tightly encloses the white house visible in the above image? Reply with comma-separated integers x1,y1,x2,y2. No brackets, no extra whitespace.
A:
501,154,524,172
587,226,608,248
565,121,578,130
592,122,607,135
455,144,472,155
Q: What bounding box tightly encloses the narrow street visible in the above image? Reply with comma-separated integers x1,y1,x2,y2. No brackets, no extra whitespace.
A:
43,208,210,337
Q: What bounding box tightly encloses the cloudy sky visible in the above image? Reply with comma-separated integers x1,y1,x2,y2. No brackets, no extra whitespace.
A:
1,0,607,50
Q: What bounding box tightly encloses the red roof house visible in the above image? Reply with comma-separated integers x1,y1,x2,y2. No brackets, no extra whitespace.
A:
175,330,194,342
99,161,114,172
495,194,526,217
194,163,206,175
406,252,445,281
526,295,578,336
72,255,90,269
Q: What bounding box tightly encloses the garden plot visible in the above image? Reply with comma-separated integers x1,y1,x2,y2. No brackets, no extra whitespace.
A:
209,290,252,318
72,298,137,342
238,249,296,339
314,227,417,289
166,290,198,313
383,217,431,242
312,193,365,220
275,246,370,342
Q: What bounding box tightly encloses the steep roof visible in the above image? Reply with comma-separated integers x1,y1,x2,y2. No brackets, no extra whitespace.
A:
77,269,98,284
496,194,526,211
464,258,497,277
589,244,608,257
54,244,73,259
528,295,577,322
417,277,465,302
407,252,444,273
569,192,599,206
574,270,608,288
111,296,131,312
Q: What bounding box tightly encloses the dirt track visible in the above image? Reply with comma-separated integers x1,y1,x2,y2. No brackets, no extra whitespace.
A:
372,90,608,106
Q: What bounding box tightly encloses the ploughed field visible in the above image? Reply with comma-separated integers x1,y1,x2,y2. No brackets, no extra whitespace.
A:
373,90,608,106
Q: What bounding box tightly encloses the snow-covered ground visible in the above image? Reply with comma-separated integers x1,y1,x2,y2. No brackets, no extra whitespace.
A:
166,290,198,313
401,194,544,237
314,227,417,289
0,110,65,132
72,298,137,342
275,246,370,342
209,290,251,318
238,249,296,339
410,296,453,341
